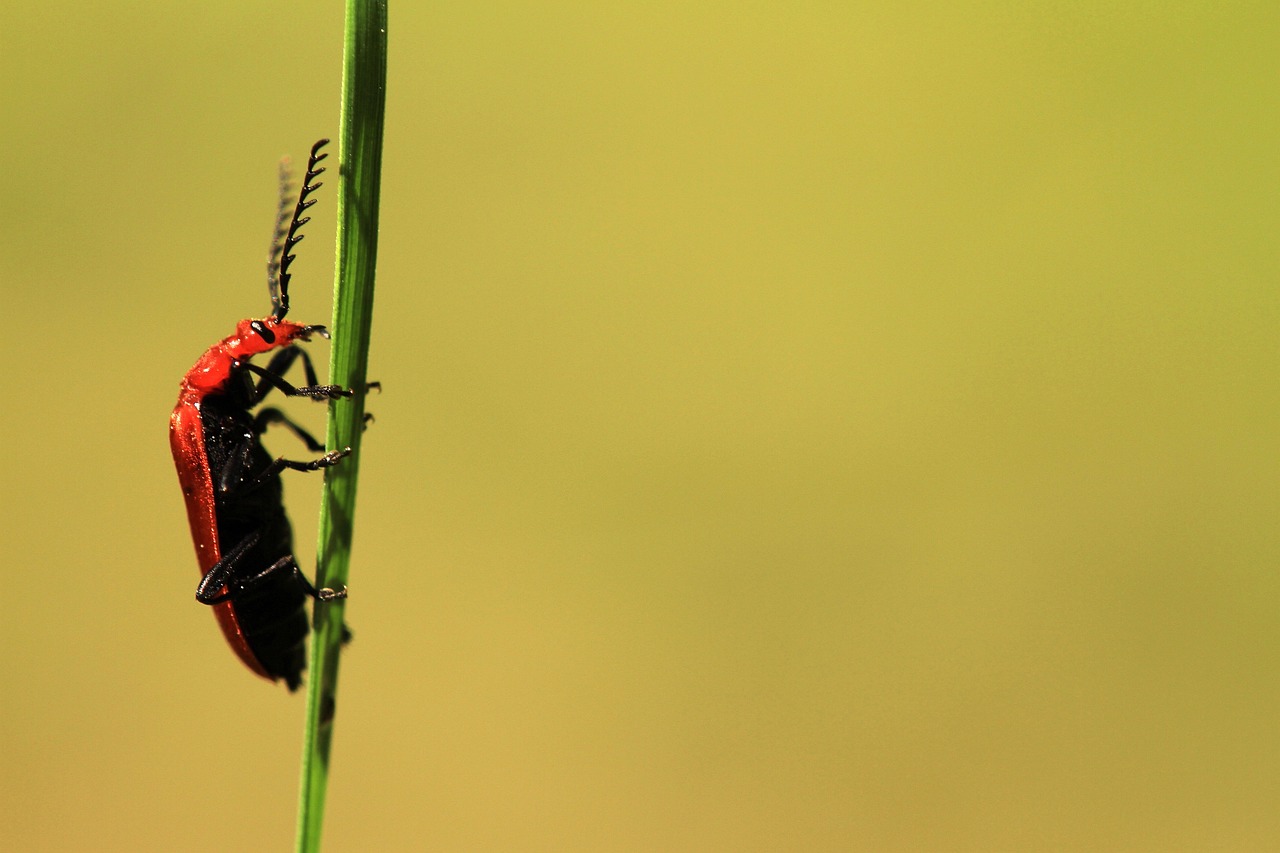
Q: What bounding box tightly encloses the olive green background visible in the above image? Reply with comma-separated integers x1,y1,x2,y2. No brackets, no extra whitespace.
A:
2,3,1276,851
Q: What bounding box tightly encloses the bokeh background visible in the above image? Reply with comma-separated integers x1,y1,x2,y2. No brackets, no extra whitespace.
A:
2,3,1276,850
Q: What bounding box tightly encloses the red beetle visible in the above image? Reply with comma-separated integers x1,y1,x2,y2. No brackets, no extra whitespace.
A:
170,139,350,690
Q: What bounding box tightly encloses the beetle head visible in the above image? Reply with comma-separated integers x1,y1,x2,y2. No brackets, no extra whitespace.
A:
228,317,327,359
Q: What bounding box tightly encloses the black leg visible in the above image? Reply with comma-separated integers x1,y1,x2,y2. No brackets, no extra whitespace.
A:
195,530,262,604
241,351,352,403
255,406,326,452
253,346,322,399
196,534,348,605
231,447,351,496
213,430,349,498
245,347,374,405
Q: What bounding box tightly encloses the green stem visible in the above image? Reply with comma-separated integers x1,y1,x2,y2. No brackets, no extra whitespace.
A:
296,1,387,851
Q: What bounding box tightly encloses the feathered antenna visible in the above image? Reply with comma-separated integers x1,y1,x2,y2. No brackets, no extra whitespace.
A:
266,157,295,311
272,138,329,320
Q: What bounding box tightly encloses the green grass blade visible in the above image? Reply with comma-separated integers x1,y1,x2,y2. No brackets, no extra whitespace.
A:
295,1,388,851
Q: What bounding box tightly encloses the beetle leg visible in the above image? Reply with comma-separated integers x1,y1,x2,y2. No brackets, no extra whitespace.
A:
243,351,351,403
249,346,321,402
197,540,347,605
250,447,351,488
223,555,346,602
255,406,326,452
216,444,349,499
195,530,262,604
225,447,351,496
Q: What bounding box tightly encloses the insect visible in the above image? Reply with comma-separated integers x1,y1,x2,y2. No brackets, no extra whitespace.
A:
170,139,351,691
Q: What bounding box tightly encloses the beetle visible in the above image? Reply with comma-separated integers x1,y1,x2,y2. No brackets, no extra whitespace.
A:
170,139,351,691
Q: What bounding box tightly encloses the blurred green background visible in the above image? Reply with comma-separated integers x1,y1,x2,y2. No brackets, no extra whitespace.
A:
2,3,1276,850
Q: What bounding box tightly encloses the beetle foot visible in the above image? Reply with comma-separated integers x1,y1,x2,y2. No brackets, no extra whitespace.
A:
317,585,348,602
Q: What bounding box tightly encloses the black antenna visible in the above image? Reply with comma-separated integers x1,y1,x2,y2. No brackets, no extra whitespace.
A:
272,138,329,320
266,158,294,311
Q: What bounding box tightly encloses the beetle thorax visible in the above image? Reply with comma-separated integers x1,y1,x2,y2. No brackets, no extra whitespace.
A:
179,317,315,397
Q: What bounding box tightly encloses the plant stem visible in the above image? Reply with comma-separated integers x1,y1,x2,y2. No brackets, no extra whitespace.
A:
295,1,387,851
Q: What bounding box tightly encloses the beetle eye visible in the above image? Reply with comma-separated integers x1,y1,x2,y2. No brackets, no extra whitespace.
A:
250,320,276,344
